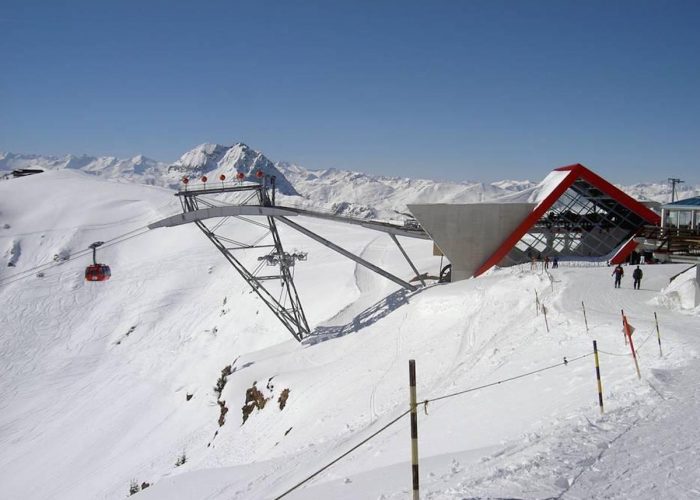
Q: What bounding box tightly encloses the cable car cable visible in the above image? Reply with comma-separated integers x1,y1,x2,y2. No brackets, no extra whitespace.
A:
0,225,152,288
3,229,151,287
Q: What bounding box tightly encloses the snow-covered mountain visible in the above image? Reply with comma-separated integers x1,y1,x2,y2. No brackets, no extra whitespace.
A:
616,181,700,204
3,146,700,220
0,144,299,194
1,170,699,499
167,143,298,196
276,162,539,219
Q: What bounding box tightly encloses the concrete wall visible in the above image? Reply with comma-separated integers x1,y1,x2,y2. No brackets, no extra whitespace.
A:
408,203,535,281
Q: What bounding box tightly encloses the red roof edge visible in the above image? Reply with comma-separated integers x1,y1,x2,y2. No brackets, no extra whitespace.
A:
473,169,579,276
554,163,586,171
610,237,639,265
474,163,661,277
570,165,660,225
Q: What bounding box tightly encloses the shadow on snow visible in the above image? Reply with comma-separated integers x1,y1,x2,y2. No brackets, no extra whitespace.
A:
304,286,429,345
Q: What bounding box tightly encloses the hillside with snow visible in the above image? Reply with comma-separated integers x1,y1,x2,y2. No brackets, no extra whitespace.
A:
1,169,699,499
4,144,699,221
0,151,168,185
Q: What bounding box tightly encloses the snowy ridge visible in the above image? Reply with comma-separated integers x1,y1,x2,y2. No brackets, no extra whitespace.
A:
0,151,168,185
276,162,538,219
4,145,699,221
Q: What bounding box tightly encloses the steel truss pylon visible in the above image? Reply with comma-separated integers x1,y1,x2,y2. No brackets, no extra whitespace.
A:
179,183,310,341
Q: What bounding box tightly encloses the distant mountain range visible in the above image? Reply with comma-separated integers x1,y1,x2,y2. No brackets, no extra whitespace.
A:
2,145,699,220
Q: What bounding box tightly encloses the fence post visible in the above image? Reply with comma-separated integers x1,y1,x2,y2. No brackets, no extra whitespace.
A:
582,301,589,334
542,304,550,332
408,360,420,500
593,340,604,414
654,312,663,357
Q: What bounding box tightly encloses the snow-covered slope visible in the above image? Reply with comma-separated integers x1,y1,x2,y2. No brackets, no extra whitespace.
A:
0,151,168,185
1,170,699,499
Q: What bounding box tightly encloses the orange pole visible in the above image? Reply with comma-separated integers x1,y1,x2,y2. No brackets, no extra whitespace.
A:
623,315,641,379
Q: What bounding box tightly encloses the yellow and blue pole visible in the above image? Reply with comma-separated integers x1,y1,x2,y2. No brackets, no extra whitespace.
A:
409,359,420,500
593,340,604,414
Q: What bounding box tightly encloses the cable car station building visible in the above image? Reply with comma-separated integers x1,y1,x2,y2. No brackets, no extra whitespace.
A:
409,164,661,282
644,196,700,265
662,196,700,232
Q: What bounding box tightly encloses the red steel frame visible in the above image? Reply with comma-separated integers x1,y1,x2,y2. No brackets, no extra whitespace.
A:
474,164,661,277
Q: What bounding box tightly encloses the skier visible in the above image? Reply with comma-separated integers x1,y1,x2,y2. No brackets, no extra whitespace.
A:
544,255,550,270
552,257,559,269
632,265,643,290
612,264,624,288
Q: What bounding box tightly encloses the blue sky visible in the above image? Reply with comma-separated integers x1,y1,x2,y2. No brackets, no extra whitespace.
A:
2,0,699,183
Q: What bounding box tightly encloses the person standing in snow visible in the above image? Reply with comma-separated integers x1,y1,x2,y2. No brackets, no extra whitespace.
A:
544,255,550,270
632,265,643,290
612,264,624,288
552,257,559,269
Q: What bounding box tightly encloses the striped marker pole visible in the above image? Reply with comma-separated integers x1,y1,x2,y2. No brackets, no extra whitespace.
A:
408,359,420,500
582,301,589,334
542,304,550,332
593,340,604,414
654,312,663,357
535,290,540,316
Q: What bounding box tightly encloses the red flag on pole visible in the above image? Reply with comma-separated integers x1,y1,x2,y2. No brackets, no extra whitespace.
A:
622,322,635,337
623,315,641,379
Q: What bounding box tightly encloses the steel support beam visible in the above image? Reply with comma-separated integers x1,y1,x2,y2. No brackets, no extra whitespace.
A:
389,233,426,287
280,206,429,239
181,194,310,341
277,216,417,291
148,205,298,229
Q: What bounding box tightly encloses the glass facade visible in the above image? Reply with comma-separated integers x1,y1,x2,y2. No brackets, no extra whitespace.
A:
501,178,648,265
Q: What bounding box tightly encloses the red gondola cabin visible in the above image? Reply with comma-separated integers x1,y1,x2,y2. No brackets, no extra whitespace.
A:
85,264,111,282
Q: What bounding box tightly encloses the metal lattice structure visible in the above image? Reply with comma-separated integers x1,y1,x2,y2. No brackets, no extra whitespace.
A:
150,177,429,342
178,182,310,341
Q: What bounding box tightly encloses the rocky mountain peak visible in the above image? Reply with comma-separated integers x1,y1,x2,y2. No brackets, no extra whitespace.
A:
167,143,298,195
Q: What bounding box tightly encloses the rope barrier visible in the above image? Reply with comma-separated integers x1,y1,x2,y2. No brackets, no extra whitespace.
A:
597,349,629,357
633,328,658,352
424,352,593,404
273,409,411,499
273,350,593,499
598,327,657,357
